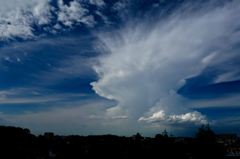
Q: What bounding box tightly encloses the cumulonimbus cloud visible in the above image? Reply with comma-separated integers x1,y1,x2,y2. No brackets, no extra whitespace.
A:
91,0,240,126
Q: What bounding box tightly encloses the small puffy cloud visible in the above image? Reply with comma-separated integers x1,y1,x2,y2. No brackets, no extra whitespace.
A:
16,58,21,62
138,110,209,126
89,0,106,7
53,23,62,30
4,56,12,62
111,0,130,18
57,0,95,28
112,1,128,11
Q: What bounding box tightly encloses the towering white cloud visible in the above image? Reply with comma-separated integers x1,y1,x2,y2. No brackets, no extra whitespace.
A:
91,0,240,127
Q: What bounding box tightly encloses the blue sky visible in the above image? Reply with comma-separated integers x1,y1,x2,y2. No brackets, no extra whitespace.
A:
1,0,240,137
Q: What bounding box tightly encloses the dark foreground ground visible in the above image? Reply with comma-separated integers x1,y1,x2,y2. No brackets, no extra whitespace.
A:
0,125,239,159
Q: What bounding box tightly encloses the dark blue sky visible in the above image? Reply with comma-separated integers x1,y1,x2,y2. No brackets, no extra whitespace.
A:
0,0,240,137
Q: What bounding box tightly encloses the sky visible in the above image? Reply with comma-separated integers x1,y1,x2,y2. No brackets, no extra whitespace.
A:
1,0,240,137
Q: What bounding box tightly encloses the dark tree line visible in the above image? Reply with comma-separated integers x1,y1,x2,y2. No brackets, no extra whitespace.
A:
0,124,229,159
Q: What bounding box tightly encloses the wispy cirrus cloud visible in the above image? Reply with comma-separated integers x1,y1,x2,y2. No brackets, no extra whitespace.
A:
0,96,116,135
0,88,89,105
186,94,240,108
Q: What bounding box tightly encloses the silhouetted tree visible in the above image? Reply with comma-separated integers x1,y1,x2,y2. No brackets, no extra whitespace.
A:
155,134,163,140
192,123,226,159
162,128,168,138
135,133,142,140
